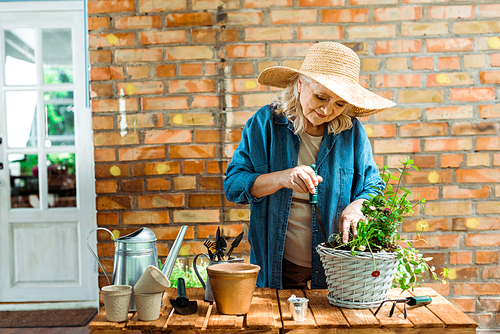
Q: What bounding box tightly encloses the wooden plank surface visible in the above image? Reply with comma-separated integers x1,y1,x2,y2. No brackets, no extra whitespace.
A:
284,328,476,334
304,289,349,328
370,291,413,328
207,303,245,329
388,289,444,328
270,287,283,329
127,289,172,329
409,287,477,328
278,289,317,329
340,307,380,328
164,287,211,330
245,288,276,330
88,307,133,330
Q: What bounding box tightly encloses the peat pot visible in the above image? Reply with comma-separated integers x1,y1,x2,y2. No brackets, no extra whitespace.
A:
206,262,260,315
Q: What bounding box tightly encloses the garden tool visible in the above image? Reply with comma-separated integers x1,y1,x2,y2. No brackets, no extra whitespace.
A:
170,278,198,315
226,232,244,259
309,164,327,244
373,296,432,319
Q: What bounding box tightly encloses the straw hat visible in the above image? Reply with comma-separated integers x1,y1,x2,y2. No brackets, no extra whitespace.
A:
258,42,396,117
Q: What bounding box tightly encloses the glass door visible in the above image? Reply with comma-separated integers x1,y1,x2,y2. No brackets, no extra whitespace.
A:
0,4,96,305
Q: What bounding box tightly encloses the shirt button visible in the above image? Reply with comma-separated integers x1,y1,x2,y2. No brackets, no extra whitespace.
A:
315,230,319,232
315,270,319,274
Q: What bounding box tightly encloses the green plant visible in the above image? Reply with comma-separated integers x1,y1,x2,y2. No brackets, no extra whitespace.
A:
326,157,448,291
168,259,208,288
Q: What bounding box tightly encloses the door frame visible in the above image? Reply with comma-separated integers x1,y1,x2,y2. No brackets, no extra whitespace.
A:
0,1,97,311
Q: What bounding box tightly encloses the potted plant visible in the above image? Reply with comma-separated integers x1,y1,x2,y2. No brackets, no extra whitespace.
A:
316,158,448,309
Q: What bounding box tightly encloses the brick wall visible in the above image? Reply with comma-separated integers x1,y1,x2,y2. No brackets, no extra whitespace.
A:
88,0,500,329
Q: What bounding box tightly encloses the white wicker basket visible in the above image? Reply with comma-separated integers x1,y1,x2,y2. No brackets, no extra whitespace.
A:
316,243,399,309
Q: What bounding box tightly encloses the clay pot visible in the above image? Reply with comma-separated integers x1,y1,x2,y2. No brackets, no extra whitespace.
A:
135,292,163,321
134,265,170,294
207,262,260,315
101,285,132,322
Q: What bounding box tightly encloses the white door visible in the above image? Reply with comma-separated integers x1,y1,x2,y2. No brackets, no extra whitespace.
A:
0,2,97,308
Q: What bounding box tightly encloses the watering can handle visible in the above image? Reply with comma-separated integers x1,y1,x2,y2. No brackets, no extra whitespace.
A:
87,227,115,286
193,253,210,290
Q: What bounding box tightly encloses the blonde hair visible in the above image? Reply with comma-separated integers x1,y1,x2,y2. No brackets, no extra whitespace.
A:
271,74,353,135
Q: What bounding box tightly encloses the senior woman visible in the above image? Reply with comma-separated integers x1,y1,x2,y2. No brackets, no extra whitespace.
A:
224,42,396,289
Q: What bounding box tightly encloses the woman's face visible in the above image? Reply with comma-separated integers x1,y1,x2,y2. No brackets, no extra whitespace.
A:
298,78,347,134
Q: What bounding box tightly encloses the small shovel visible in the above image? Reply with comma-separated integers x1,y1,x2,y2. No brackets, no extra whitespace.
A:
310,164,327,244
170,278,198,315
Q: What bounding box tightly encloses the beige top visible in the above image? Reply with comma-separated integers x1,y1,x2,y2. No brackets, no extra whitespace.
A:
283,131,323,268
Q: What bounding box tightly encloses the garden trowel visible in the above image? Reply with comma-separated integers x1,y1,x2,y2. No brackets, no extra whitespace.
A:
170,278,198,315
310,164,327,244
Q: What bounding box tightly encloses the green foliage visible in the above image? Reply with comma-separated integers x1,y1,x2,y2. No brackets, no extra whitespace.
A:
168,259,208,288
327,157,448,292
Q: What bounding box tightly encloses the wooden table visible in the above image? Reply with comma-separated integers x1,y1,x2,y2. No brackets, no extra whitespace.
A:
88,287,477,333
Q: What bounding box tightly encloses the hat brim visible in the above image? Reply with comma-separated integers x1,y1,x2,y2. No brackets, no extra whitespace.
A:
258,66,396,117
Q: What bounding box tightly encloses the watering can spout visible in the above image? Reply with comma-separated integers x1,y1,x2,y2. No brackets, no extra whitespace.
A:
161,225,188,279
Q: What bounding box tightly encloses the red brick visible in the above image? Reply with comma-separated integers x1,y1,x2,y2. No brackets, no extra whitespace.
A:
96,196,132,210
188,194,222,207
132,162,180,176
374,40,422,54
138,194,184,209
443,185,489,199
96,180,118,194
170,145,216,158
348,25,396,39
97,212,119,226
139,31,186,45
438,154,465,168
374,7,422,21
192,29,238,43
121,179,144,192
270,9,317,24
406,186,439,201
422,252,445,266
114,16,162,29
455,283,500,296
147,178,171,191
206,161,221,174
456,169,500,183
426,106,473,120
479,104,500,118
126,66,149,79
142,97,189,110
192,96,219,108
93,116,114,130
231,62,255,76
426,202,472,216
88,0,134,14
480,71,500,84
476,251,499,264
373,139,420,154
374,74,421,88
166,12,212,26
222,12,262,25
183,161,205,174
139,0,186,12
156,65,176,77
89,33,135,48
404,170,452,184
226,44,266,58
412,57,433,70
199,177,221,190
95,164,130,178
414,155,437,168
115,49,163,62
491,53,500,67
118,81,164,95
118,114,163,129
452,122,499,135
91,67,111,81
94,132,139,146
90,51,112,64
424,138,472,151
453,217,500,231
465,234,500,247
169,79,216,93
450,252,473,265
400,123,447,137
437,57,460,70
123,211,169,225
88,17,110,30
180,63,203,76
429,5,475,19
119,146,166,161
427,72,473,86
427,38,474,53
109,67,125,80
410,234,460,248
92,99,139,113
270,43,313,58
298,0,343,6
479,298,500,312
194,129,219,143
482,268,500,279
480,4,500,17
364,124,396,138
94,148,116,162
322,9,368,23
402,218,449,232
477,137,500,151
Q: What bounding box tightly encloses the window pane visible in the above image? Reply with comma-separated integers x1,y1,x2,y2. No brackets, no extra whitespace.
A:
6,91,38,148
42,29,73,84
47,153,76,208
44,91,75,146
4,28,36,86
10,154,39,208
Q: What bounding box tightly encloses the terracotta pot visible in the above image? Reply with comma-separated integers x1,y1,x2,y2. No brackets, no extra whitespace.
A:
134,292,163,321
206,262,260,315
101,285,132,322
134,265,170,294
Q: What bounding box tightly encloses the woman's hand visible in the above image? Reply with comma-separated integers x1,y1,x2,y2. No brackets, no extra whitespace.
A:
339,199,366,244
249,165,323,199
279,165,323,194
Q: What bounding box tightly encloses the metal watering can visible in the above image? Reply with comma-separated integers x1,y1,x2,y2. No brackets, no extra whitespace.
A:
87,225,188,310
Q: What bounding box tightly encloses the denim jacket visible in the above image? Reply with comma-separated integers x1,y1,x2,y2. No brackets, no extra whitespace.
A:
224,104,383,289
